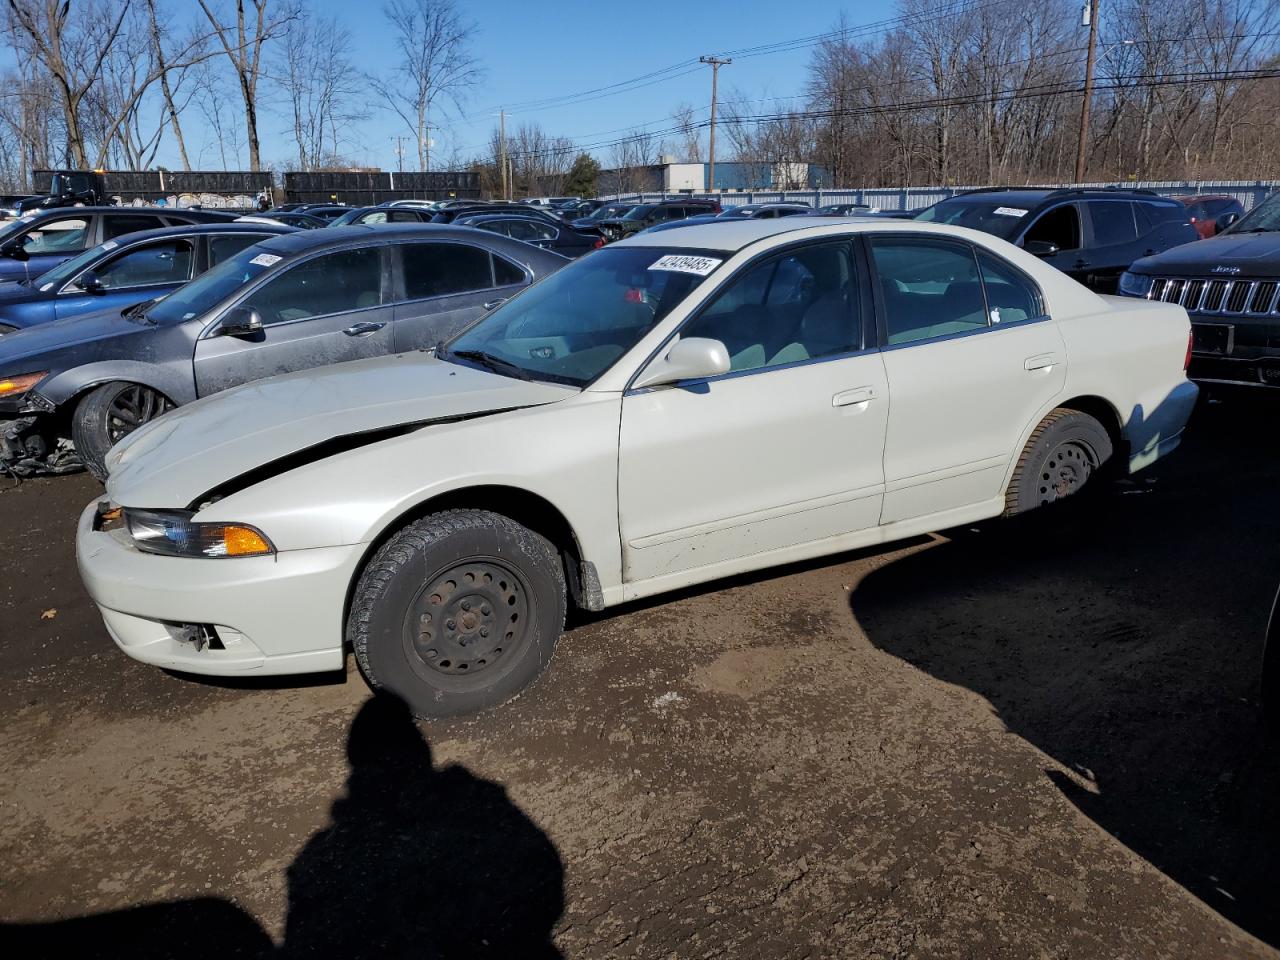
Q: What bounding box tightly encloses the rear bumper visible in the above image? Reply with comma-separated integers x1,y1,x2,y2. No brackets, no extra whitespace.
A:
1126,379,1199,473
76,499,363,676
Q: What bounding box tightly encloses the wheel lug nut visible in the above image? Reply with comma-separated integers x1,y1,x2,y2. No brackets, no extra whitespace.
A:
480,628,489,638
461,600,471,611
446,619,456,630
481,604,491,615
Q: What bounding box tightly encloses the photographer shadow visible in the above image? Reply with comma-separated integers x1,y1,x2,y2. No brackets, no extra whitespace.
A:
3,694,565,959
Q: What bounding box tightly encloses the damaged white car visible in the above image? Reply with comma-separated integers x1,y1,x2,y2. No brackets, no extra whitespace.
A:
78,218,1198,717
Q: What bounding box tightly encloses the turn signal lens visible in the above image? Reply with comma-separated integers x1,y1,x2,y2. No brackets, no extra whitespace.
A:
223,526,273,557
124,508,275,558
0,371,46,396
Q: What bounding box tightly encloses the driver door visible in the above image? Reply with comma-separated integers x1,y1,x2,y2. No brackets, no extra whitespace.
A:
193,246,394,396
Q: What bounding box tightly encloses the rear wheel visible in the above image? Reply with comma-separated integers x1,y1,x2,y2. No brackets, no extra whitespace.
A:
1005,408,1114,515
349,509,566,718
72,381,171,481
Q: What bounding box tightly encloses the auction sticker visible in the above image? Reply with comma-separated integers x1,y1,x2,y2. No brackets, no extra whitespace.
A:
648,254,722,276
993,207,1028,217
101,240,118,251
250,253,282,267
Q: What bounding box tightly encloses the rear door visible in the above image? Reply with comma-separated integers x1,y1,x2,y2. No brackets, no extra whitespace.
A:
870,235,1066,523
1082,200,1139,292
193,245,394,396
1017,203,1086,284
390,240,527,351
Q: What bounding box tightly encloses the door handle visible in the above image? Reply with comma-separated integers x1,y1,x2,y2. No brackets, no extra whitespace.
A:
1024,352,1061,372
343,321,386,337
483,298,509,310
1073,259,1090,269
833,386,877,407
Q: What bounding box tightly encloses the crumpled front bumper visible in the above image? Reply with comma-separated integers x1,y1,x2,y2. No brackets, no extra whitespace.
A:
76,498,364,676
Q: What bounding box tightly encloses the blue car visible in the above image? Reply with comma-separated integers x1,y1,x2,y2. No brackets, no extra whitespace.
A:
0,206,238,285
0,223,293,335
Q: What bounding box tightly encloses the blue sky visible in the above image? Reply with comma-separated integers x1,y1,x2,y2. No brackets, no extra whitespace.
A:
248,0,898,171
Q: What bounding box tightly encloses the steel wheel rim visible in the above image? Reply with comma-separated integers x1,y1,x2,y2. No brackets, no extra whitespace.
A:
105,386,167,442
403,557,533,688
1037,439,1097,505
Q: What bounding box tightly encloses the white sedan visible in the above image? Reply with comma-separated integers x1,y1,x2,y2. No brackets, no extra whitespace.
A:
77,218,1198,717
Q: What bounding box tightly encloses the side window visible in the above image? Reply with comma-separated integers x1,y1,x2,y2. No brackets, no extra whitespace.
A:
492,254,526,287
21,217,89,253
387,210,421,223
524,222,556,242
91,239,194,289
103,215,165,240
976,250,1041,325
362,211,389,224
1022,205,1080,251
1089,201,1137,246
209,233,270,266
401,242,494,299
505,220,539,241
870,238,986,345
1134,202,1159,236
681,243,860,372
243,247,382,325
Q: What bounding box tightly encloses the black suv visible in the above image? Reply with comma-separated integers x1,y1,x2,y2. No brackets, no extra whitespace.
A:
1118,189,1280,390
597,199,721,242
914,187,1199,293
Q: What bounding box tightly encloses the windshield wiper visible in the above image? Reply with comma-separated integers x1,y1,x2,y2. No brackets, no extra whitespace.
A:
121,301,151,323
448,348,532,381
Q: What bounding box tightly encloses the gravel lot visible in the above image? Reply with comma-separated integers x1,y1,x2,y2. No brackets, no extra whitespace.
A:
2,397,1278,958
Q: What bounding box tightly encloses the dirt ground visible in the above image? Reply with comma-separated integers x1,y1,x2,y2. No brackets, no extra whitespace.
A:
1,397,1278,959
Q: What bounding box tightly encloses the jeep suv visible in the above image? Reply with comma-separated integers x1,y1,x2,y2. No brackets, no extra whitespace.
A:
597,199,721,242
914,187,1199,293
1118,189,1280,390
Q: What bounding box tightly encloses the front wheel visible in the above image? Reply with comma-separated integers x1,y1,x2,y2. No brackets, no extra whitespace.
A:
349,510,567,719
72,381,172,482
1005,408,1114,516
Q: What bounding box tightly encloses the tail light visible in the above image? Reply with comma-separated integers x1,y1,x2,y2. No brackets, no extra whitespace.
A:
1185,331,1193,371
593,237,604,249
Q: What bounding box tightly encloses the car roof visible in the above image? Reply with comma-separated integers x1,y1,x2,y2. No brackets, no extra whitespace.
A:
93,222,298,246
13,205,182,219
614,215,1000,252
252,222,561,257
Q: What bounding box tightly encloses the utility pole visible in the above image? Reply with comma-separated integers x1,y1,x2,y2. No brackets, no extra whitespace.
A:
499,108,509,200
700,56,731,193
393,136,406,173
1074,0,1100,183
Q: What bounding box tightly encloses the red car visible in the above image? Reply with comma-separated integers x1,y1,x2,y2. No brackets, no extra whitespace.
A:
1172,194,1244,239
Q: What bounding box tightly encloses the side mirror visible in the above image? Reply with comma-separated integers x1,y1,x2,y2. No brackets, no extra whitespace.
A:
217,306,264,337
0,240,28,261
632,336,731,390
1217,212,1239,231
1023,240,1060,258
78,270,104,294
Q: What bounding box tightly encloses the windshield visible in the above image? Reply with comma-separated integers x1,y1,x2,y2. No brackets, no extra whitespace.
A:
328,209,369,226
717,207,756,218
30,240,111,289
584,204,631,221
144,243,276,325
913,198,1034,240
445,246,726,387
1227,192,1280,233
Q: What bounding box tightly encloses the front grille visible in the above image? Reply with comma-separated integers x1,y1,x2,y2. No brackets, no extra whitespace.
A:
1147,276,1280,317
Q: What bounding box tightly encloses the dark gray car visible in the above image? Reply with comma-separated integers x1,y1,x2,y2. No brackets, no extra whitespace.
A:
0,224,567,478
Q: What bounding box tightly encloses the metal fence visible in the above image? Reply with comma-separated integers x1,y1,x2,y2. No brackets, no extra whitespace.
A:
604,180,1279,212
283,170,481,205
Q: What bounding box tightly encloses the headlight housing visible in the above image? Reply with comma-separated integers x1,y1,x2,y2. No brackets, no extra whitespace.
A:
124,508,275,558
0,370,47,396
1118,271,1154,298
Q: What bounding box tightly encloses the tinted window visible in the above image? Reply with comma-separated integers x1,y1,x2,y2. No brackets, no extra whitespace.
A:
510,220,555,242
871,238,986,345
386,209,423,223
245,247,382,324
682,243,859,371
402,242,494,299
492,255,525,287
977,251,1040,325
1089,201,1138,246
103,215,165,240
92,239,194,289
209,233,272,266
361,211,389,224
1134,202,1159,235
1022,205,1080,251
21,217,88,253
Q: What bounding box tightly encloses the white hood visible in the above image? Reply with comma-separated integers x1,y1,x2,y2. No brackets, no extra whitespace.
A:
105,353,576,507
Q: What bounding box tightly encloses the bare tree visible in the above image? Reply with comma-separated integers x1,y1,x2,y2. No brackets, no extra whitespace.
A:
146,0,201,170
278,15,367,170
196,0,297,170
671,103,703,162
374,0,480,172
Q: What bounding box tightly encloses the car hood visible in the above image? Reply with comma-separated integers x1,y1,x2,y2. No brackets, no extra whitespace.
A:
0,304,149,371
1131,230,1280,278
104,353,578,508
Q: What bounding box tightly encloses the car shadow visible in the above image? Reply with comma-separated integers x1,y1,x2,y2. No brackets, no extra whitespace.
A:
1,693,565,958
850,396,1280,945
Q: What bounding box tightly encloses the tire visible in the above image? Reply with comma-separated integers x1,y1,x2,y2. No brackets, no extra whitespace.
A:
1004,408,1114,516
72,381,172,482
349,509,567,719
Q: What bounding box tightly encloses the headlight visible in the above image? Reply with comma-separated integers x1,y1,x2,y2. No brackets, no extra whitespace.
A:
0,370,46,396
1118,271,1153,297
124,508,275,558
